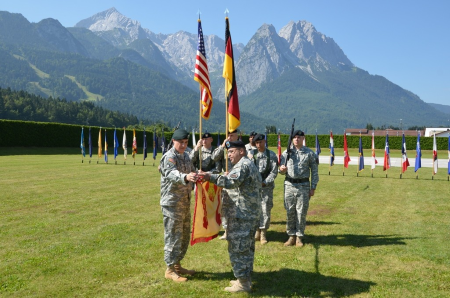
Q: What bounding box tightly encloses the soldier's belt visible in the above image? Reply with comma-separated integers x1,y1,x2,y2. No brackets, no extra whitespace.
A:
285,177,309,184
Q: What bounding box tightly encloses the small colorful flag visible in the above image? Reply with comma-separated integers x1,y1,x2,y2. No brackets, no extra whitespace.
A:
80,128,85,157
88,128,92,158
371,130,377,170
329,131,335,166
114,128,119,160
153,129,158,161
432,133,438,175
401,133,410,173
358,134,364,172
98,128,102,158
104,129,108,163
122,128,127,160
447,134,450,175
143,128,148,160
343,133,350,168
414,132,421,172
132,129,137,158
278,131,282,164
383,133,390,171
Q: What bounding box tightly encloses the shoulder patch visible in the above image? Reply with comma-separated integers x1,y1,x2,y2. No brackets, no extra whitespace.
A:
229,173,239,179
167,158,176,165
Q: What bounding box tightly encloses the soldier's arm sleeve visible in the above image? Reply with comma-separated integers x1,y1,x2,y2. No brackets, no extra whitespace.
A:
211,146,224,162
210,165,246,189
189,147,199,164
310,151,319,189
160,153,189,185
264,152,279,185
278,150,287,175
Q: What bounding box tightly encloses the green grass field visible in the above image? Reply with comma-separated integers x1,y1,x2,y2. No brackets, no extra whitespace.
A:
0,148,449,297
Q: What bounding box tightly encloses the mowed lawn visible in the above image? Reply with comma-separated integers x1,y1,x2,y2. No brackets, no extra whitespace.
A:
0,147,449,297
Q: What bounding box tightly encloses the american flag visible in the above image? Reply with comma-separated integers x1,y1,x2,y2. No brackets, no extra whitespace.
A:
194,19,213,119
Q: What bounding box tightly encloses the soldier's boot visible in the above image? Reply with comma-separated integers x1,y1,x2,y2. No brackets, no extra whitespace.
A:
225,278,251,293
260,229,268,245
220,230,227,240
165,266,187,282
174,262,196,276
284,236,296,246
296,236,304,247
229,276,252,286
254,229,261,241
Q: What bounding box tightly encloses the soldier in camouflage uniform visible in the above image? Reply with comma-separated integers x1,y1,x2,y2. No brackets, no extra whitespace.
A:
212,129,239,240
190,132,222,174
159,129,199,282
250,133,278,244
279,130,319,247
199,140,261,293
245,131,257,153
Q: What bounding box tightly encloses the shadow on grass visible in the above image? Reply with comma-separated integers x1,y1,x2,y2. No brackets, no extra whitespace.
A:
271,220,340,226
193,269,375,297
267,230,413,247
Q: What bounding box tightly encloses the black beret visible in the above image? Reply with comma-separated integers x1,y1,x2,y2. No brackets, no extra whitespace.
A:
293,130,305,137
249,131,257,137
172,129,190,140
225,140,246,149
202,132,212,138
253,134,265,141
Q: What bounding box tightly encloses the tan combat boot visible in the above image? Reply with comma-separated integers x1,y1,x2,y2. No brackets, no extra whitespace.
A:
229,276,252,287
174,262,196,276
260,229,268,245
165,266,187,282
220,229,227,240
296,237,304,247
225,278,251,293
284,235,296,246
254,229,261,241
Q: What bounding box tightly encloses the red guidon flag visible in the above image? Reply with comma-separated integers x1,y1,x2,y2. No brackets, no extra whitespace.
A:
223,17,240,132
194,18,213,119
191,181,222,245
343,133,351,168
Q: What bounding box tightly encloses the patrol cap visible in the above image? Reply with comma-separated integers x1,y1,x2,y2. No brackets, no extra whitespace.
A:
225,140,246,149
253,134,265,141
172,129,190,140
293,130,305,137
202,132,212,138
249,131,257,137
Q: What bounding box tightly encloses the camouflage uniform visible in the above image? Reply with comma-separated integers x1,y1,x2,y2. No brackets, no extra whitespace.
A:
251,148,278,229
190,146,221,174
160,147,195,266
279,146,319,238
212,146,232,229
209,156,262,279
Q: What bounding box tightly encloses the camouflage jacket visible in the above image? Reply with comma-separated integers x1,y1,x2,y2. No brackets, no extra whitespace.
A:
210,156,262,220
279,146,319,190
189,146,221,173
159,147,195,206
250,148,278,188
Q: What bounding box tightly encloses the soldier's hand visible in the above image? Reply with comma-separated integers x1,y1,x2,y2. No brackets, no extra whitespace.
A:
185,172,198,183
197,170,211,181
196,139,203,150
279,165,287,173
310,189,315,197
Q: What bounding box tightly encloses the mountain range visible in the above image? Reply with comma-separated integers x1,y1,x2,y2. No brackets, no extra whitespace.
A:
0,7,448,134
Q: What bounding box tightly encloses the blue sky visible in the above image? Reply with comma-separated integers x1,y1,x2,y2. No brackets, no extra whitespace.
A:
2,0,449,106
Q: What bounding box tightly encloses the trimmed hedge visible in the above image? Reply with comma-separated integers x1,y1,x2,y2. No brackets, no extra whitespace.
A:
0,119,448,150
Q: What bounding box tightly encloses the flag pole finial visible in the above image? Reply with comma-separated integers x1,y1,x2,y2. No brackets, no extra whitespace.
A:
197,10,201,20
224,8,229,17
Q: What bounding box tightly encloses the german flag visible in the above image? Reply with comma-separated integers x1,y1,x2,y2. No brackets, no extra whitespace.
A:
223,17,240,132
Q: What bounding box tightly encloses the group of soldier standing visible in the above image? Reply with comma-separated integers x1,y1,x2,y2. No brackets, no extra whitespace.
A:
159,128,319,293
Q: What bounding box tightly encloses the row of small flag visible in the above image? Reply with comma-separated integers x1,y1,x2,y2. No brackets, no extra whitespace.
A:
320,131,450,175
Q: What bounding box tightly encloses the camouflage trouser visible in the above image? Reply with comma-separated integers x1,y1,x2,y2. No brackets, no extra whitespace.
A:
259,186,274,229
227,217,258,279
221,190,233,229
161,203,191,266
284,182,310,237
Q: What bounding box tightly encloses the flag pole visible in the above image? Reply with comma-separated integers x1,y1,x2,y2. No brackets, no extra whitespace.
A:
400,130,403,179
328,129,331,176
225,84,229,172
199,87,203,171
